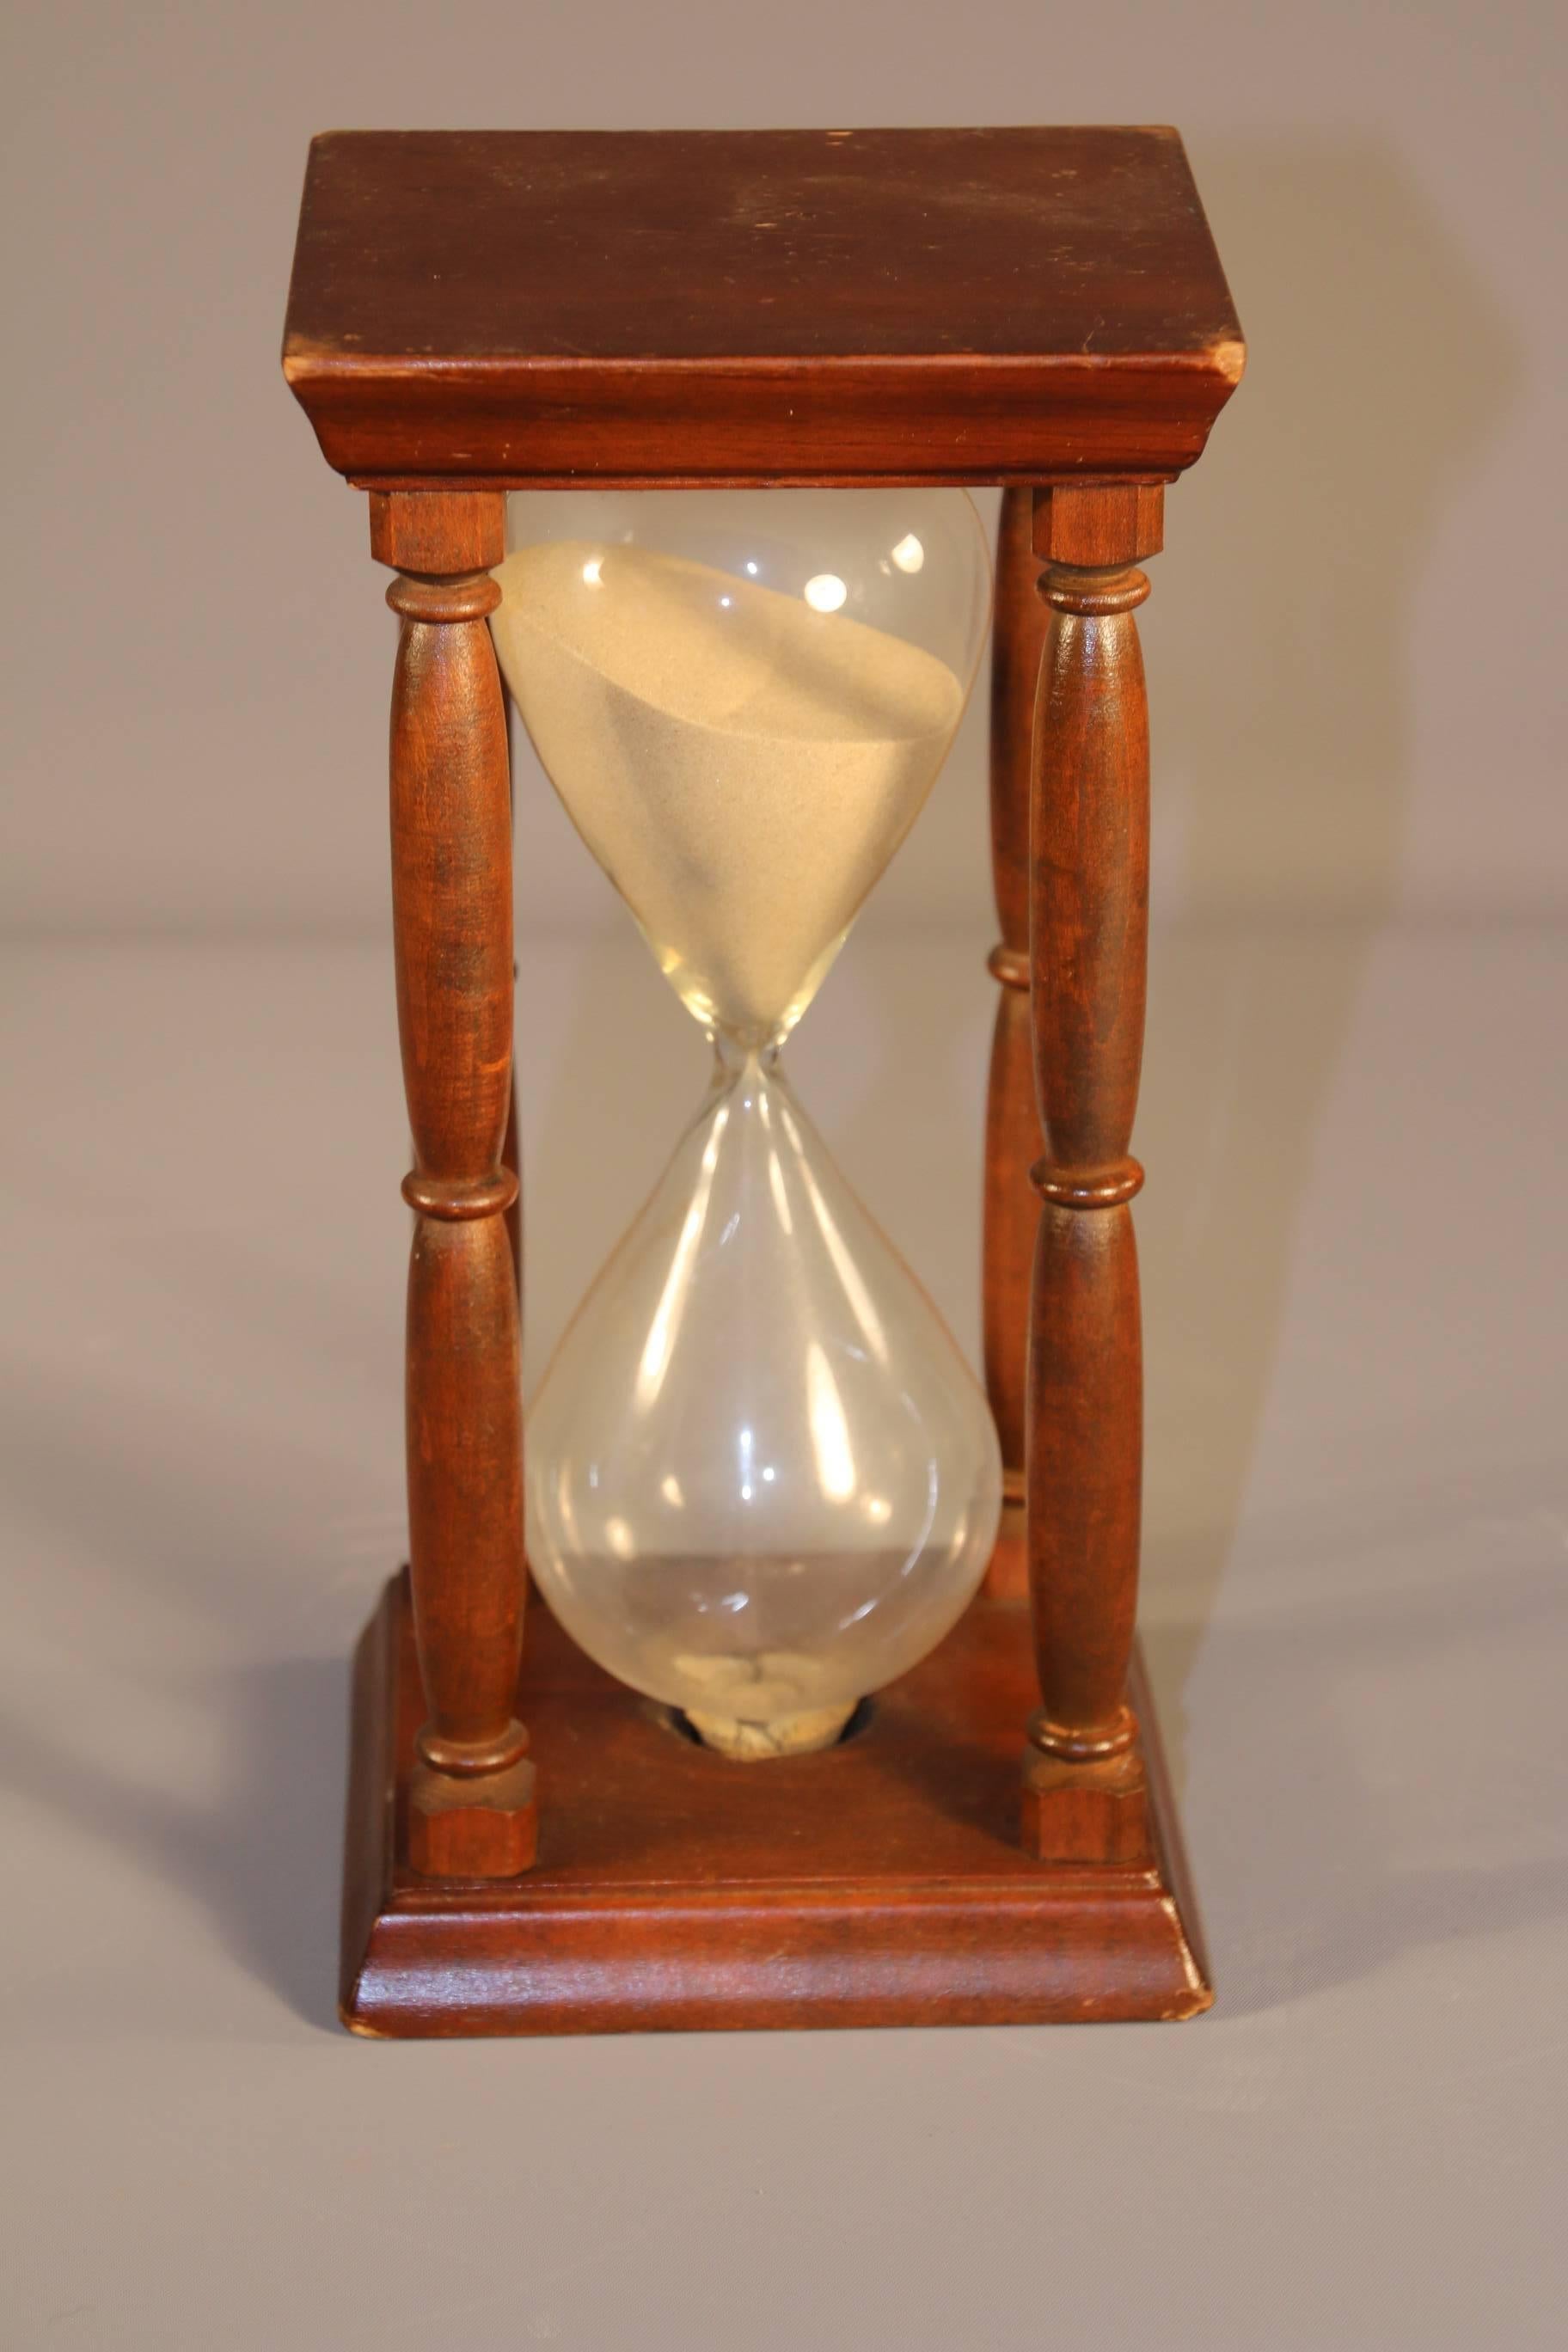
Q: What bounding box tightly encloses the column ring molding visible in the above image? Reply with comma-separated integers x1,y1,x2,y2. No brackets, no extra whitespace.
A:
402,1167,520,1222
1029,1155,1144,1209
1039,567,1151,616
1027,1704,1138,1763
386,572,503,623
987,942,1032,990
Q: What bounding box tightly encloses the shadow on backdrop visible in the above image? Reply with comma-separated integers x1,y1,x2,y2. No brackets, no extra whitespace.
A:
0,1353,364,2036
1130,133,1516,1791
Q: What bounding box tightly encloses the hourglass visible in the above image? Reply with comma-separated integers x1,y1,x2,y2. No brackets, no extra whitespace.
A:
282,125,1244,2034
491,490,1001,1758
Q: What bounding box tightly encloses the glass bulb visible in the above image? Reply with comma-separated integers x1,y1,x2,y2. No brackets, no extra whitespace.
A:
493,488,1001,1756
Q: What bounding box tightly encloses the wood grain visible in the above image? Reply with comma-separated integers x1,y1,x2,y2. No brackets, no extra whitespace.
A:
1022,486,1157,1859
340,1571,1211,2035
380,489,535,1877
982,490,1048,1595
284,128,1243,483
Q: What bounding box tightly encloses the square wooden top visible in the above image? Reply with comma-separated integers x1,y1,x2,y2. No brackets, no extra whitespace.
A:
283,128,1243,487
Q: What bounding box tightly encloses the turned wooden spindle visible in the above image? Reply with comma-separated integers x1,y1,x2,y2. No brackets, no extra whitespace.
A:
981,489,1050,1599
1020,481,1162,1865
373,487,536,1878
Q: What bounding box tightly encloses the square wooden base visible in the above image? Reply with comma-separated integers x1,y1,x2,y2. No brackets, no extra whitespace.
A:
340,1565,1211,2036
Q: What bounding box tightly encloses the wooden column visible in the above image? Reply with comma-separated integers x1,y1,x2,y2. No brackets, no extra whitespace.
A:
372,487,536,1878
981,489,1050,1598
1020,481,1163,1865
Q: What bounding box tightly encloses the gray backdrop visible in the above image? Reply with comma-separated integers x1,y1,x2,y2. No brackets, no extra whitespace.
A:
3,6,1565,2349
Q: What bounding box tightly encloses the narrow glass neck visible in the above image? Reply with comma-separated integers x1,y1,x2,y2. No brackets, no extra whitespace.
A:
712,1029,784,1081
675,922,851,1063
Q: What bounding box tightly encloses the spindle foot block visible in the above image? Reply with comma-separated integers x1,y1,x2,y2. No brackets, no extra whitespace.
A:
1020,1744,1152,1865
407,1755,537,1879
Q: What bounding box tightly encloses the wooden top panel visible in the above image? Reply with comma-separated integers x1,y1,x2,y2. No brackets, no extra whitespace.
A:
284,128,1244,485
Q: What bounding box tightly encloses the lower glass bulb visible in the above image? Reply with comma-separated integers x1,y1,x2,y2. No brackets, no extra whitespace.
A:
525,1047,1002,1755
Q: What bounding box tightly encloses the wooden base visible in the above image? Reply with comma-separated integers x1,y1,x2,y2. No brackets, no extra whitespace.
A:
340,1565,1211,2037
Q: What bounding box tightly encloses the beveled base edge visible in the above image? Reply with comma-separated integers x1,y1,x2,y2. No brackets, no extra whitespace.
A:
340,1573,1211,2037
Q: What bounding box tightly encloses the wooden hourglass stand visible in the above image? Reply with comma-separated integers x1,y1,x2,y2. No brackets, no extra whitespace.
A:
282,127,1244,2035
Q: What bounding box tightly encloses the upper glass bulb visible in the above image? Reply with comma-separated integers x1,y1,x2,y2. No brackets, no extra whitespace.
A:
492,489,1001,1756
493,489,992,1045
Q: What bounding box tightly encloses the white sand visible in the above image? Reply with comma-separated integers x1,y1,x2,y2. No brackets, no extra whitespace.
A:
491,540,965,1042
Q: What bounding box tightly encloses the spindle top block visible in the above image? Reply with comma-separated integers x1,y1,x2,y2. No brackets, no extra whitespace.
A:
283,127,1244,487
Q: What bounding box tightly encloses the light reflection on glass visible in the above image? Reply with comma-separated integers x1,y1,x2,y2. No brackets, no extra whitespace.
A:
767,1148,793,1236
805,1341,855,1501
786,1105,889,1366
636,1104,727,1405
